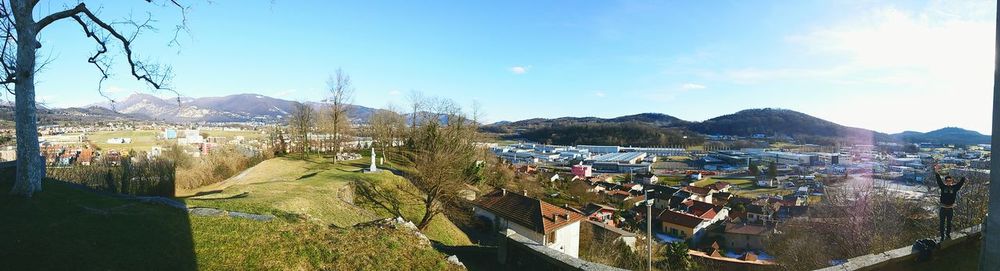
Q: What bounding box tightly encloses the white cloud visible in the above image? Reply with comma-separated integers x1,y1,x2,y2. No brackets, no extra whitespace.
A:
388,90,402,96
717,5,996,134
594,91,606,97
680,83,706,90
510,66,528,74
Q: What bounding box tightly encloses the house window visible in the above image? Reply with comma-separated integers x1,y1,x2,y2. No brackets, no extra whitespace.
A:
546,231,557,244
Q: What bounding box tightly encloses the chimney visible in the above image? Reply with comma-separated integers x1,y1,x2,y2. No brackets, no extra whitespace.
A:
501,188,507,196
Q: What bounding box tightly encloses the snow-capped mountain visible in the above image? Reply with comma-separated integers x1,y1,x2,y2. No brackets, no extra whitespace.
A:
87,93,376,123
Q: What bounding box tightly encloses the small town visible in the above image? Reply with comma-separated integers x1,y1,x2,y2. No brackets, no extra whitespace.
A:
1,1,999,271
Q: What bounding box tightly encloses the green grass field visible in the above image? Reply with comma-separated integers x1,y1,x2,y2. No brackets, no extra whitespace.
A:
690,177,753,188
182,154,472,246
655,175,687,186
87,130,164,151
0,179,461,270
200,130,267,141
732,187,793,198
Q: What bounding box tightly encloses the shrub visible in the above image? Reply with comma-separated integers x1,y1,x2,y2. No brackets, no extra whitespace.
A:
47,157,175,197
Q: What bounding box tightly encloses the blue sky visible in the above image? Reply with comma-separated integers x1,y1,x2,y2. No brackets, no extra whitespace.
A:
15,0,997,134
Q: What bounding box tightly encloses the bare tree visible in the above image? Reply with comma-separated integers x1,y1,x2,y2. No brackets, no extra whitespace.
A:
470,100,484,125
406,90,424,129
288,102,315,154
405,98,479,230
5,1,189,197
368,104,406,162
325,68,353,162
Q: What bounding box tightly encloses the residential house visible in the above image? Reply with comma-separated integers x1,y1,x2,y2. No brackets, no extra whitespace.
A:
745,204,776,224
584,220,637,249
588,174,615,184
681,185,714,204
515,165,538,175
776,205,809,221
647,185,683,210
571,163,593,178
657,209,713,242
549,174,561,182
723,222,774,251
605,189,635,203
756,177,778,188
706,182,732,192
679,199,729,225
78,149,93,166
713,192,733,207
473,189,586,258
622,183,643,193
635,173,658,185
582,203,619,227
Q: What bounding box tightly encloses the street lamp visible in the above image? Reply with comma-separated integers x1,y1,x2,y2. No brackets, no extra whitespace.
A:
645,188,655,271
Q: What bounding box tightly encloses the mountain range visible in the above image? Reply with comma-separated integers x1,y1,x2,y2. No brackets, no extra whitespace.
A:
86,93,377,123
14,93,986,146
486,108,991,146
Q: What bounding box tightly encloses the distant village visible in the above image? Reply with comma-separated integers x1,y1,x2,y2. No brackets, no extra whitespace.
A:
0,123,270,166
471,137,991,267
1,121,992,268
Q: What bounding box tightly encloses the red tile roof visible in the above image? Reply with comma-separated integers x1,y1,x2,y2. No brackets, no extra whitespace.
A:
725,222,773,236
474,189,585,234
657,209,706,229
708,182,731,191
683,199,721,219
682,185,713,196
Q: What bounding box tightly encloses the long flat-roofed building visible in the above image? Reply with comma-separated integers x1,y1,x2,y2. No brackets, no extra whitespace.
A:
590,152,647,164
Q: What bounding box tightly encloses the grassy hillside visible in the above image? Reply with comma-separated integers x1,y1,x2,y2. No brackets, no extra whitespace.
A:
0,179,461,270
182,154,472,246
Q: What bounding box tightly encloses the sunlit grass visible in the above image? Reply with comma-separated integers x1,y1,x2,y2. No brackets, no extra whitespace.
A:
690,177,752,188
1,178,462,270
184,154,471,246
86,130,163,151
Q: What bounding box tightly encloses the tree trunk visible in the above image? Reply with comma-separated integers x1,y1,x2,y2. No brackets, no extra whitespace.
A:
417,199,435,230
9,0,41,197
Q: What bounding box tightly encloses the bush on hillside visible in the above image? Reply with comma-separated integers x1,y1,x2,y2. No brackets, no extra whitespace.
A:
176,145,272,190
47,156,175,197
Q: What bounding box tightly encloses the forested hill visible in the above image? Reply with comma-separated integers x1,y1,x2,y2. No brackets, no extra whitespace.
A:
0,105,143,127
483,113,687,133
892,127,990,145
484,108,916,146
516,122,704,146
689,108,892,144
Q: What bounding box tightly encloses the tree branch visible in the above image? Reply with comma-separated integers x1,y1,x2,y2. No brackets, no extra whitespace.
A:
35,3,86,32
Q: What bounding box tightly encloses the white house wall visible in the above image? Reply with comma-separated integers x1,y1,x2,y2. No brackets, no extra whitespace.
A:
548,221,581,258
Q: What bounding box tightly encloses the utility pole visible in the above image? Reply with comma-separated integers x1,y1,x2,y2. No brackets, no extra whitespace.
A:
979,2,1000,269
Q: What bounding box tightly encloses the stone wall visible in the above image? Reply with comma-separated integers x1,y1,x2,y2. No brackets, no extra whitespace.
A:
498,231,627,271
814,225,982,271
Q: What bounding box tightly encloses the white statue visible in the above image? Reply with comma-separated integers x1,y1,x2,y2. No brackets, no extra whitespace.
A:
369,147,377,172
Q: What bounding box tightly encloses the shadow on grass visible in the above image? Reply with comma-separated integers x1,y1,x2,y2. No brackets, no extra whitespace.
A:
296,172,319,180
432,240,500,271
0,177,198,270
